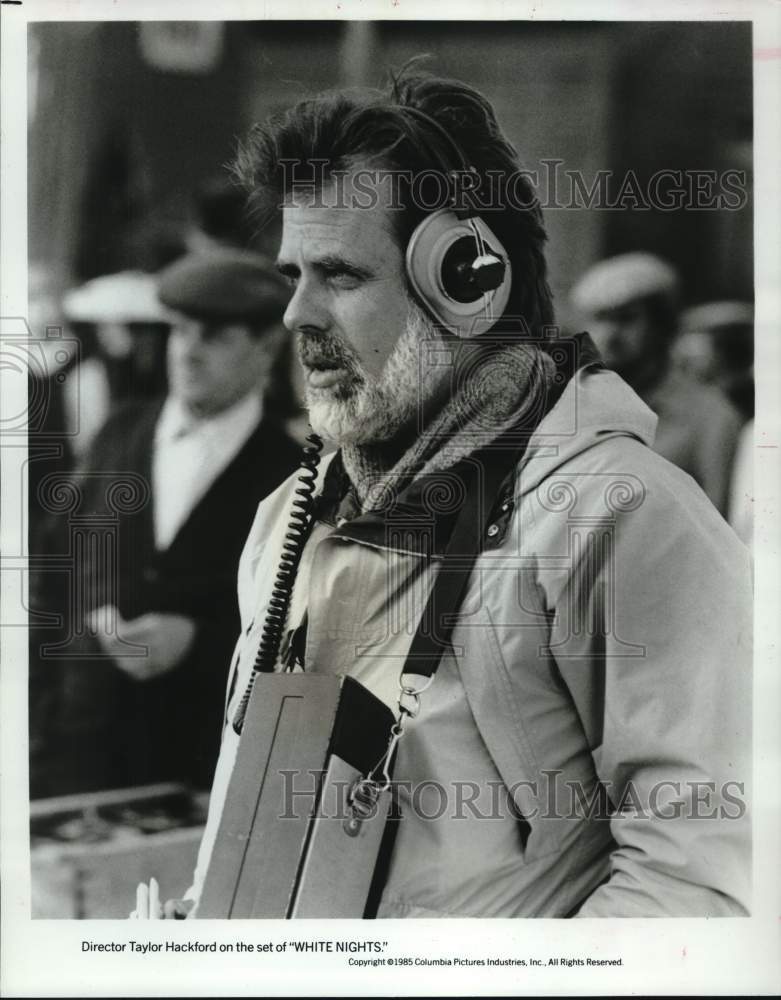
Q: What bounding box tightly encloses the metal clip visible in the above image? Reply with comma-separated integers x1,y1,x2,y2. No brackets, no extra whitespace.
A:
398,688,421,718
343,671,434,835
344,777,383,837
367,721,403,792
398,672,435,719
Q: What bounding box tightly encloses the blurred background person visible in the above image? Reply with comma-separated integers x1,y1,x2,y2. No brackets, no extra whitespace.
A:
183,173,308,444
60,270,173,461
672,300,755,547
728,419,754,550
28,269,172,781
673,300,754,421
26,261,80,537
29,250,301,798
571,252,745,517
184,174,262,255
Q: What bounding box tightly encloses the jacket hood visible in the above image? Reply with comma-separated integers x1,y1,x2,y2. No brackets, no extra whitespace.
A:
518,364,658,496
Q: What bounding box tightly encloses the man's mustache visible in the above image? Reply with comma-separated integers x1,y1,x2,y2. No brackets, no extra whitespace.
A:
297,333,360,373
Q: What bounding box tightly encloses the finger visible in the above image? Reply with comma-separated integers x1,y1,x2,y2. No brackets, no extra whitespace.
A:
86,605,106,630
92,632,113,654
136,881,149,919
163,898,195,920
114,658,155,681
149,877,160,920
121,614,155,640
176,898,195,919
99,636,128,657
90,605,119,633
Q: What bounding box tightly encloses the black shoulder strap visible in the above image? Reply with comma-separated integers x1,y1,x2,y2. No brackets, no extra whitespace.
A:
400,439,521,683
400,331,601,685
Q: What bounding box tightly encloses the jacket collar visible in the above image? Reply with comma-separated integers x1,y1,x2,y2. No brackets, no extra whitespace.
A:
517,360,658,498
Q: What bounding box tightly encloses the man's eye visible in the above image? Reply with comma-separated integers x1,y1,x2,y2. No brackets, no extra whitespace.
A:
282,273,299,289
326,270,361,289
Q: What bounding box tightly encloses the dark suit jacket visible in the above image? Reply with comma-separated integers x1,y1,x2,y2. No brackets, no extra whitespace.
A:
29,398,301,796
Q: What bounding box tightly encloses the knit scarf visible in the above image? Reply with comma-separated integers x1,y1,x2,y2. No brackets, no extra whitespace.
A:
341,341,556,513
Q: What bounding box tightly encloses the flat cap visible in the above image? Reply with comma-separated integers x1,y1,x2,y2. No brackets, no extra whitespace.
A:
62,271,169,324
680,301,753,333
157,249,289,326
571,252,680,315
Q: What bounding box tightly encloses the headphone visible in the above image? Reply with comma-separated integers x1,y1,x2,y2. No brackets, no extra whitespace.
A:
401,107,513,339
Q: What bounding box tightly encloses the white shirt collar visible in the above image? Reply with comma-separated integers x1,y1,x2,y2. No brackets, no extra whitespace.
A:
151,390,264,551
155,391,263,446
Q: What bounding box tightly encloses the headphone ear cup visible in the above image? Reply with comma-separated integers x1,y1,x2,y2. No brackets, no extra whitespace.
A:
405,209,512,338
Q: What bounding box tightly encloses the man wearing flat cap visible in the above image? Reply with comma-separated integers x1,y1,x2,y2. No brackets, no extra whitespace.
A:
571,253,745,516
674,300,754,422
31,250,301,796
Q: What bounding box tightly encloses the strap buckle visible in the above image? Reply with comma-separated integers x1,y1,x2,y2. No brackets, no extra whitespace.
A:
398,672,435,719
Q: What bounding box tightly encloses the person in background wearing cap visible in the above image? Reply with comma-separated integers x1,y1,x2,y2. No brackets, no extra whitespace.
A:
672,300,755,548
571,253,745,517
59,270,173,462
183,174,309,445
29,249,301,797
28,269,173,797
673,300,754,422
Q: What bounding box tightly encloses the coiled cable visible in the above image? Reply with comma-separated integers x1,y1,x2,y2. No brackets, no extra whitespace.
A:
232,432,323,734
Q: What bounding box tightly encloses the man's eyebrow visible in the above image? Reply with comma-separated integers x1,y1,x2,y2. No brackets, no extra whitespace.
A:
315,254,374,278
276,254,375,279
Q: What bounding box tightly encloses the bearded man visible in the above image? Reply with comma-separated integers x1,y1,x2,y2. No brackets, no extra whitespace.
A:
138,71,751,920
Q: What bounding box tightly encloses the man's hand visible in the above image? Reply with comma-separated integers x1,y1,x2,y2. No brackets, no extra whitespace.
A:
87,606,196,681
129,878,194,919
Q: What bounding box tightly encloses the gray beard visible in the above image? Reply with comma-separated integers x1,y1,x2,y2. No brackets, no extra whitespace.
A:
338,335,557,510
303,300,447,447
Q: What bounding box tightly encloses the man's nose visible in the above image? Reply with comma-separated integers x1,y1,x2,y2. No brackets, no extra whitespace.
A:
283,278,330,334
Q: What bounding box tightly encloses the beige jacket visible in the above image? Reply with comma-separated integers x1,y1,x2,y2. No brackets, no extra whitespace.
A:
187,366,752,917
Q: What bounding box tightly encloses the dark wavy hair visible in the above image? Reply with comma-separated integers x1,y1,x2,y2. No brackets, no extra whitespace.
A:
234,68,554,335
